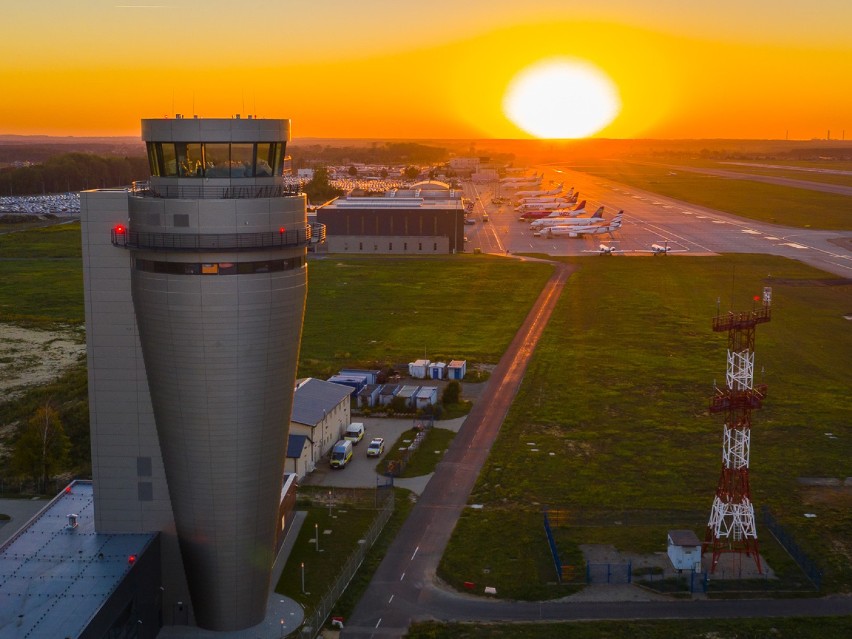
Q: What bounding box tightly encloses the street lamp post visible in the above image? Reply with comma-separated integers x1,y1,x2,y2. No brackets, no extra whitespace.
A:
315,523,319,552
301,562,306,594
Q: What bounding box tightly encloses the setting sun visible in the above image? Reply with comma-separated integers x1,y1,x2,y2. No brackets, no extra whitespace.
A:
502,58,621,139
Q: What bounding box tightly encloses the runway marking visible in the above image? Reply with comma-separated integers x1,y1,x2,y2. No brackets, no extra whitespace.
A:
661,205,672,209
741,229,762,234
400,572,406,581
411,546,419,561
765,236,779,240
376,618,382,628
682,211,693,214
388,595,394,604
695,215,708,219
782,242,809,249
712,220,726,224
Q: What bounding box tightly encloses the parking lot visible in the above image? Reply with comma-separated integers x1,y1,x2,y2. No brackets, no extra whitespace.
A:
301,415,467,494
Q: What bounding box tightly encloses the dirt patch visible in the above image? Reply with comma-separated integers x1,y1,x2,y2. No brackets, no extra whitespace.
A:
0,324,85,400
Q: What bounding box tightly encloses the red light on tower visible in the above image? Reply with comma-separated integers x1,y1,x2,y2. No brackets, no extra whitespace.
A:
115,224,126,234
279,227,285,234
65,485,72,494
128,555,136,564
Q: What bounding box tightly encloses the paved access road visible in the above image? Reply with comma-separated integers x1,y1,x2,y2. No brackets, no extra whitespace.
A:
342,262,574,637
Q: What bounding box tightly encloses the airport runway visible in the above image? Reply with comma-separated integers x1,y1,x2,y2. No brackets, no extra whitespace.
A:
464,168,852,278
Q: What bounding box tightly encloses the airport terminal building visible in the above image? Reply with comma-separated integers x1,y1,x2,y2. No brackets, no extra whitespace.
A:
316,180,467,255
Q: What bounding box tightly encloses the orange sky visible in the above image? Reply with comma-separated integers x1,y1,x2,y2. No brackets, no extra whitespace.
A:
1,1,850,139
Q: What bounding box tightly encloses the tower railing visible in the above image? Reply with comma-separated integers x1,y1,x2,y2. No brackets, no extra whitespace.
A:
111,225,313,251
130,181,301,200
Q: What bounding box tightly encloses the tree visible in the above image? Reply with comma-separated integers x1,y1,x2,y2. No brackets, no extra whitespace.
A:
403,166,420,181
11,403,71,490
303,166,344,205
442,380,461,405
348,165,359,177
390,395,409,414
380,168,388,179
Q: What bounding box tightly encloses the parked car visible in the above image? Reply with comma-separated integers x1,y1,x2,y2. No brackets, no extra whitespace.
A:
464,218,476,225
344,422,365,444
366,437,385,457
330,440,353,469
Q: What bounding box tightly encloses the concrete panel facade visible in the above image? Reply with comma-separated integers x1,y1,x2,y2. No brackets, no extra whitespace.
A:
83,118,308,632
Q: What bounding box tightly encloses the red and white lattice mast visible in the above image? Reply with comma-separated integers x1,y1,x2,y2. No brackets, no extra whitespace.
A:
705,287,772,573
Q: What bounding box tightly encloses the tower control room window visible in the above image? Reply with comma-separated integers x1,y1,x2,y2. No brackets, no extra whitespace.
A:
146,141,288,178
176,143,203,177
146,143,160,176
161,143,178,177
203,143,230,178
231,143,254,177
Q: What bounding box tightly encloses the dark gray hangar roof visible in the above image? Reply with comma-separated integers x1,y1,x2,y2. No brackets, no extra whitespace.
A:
291,378,353,426
0,481,157,639
287,434,309,458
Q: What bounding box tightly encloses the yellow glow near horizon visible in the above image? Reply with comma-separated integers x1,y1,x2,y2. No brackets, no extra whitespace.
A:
1,7,850,139
502,59,621,139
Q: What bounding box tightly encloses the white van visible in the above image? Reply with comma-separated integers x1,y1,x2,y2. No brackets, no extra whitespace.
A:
330,440,353,469
344,422,365,444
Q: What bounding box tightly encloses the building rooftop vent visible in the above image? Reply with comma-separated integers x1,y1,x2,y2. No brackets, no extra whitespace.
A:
66,513,79,530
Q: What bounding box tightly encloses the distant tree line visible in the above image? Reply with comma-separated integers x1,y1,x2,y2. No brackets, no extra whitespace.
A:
290,142,448,170
0,153,150,196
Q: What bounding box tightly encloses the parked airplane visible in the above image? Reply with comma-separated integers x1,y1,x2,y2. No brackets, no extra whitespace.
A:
543,211,624,238
529,205,603,229
521,199,588,220
515,191,579,209
514,183,567,198
583,243,623,255
500,173,542,185
639,241,688,255
516,196,578,212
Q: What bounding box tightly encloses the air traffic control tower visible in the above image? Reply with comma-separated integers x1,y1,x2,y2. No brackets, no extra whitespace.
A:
81,117,309,631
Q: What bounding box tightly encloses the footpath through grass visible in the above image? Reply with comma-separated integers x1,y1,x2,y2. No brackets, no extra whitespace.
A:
439,254,852,599
569,161,851,229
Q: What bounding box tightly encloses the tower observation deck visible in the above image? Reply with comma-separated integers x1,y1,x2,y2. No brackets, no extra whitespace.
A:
96,117,309,631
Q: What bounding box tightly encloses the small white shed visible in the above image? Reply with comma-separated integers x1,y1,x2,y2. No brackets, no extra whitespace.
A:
408,359,431,379
415,386,438,408
447,360,467,380
667,530,703,572
428,362,447,380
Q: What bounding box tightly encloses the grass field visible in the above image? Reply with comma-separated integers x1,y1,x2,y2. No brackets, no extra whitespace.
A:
438,254,852,598
299,256,554,378
375,426,456,478
406,617,852,639
0,222,83,328
568,161,851,229
677,159,852,188
273,487,414,622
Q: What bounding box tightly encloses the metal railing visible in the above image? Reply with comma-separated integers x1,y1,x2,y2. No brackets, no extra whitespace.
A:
111,225,312,251
130,181,301,200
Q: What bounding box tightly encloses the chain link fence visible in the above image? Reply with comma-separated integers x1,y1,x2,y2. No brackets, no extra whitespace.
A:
297,490,394,638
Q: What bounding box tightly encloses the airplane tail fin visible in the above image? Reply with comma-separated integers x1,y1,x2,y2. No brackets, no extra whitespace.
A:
573,199,586,211
591,206,604,219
